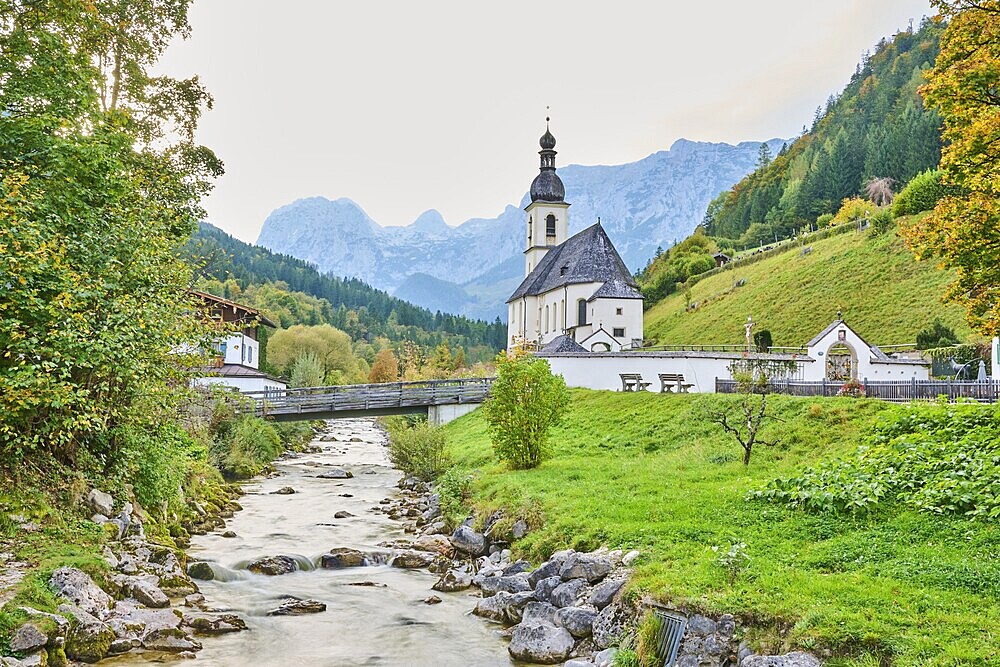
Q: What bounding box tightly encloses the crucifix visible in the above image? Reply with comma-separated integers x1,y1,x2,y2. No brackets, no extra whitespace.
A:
745,315,754,353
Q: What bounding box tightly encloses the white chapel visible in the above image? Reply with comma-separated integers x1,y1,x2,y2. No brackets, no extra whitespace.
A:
506,123,644,352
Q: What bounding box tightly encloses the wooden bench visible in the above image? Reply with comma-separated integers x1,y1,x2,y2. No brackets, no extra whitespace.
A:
620,373,652,392
659,373,695,393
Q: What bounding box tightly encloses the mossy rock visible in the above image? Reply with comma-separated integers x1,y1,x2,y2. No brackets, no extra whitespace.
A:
46,646,68,667
65,620,114,664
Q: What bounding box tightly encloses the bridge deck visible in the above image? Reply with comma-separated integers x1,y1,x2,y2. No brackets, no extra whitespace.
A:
243,377,494,422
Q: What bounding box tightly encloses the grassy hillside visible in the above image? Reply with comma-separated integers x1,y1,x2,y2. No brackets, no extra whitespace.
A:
643,218,972,347
443,391,999,666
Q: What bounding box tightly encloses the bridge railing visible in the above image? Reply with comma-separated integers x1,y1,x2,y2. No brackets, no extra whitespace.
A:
242,377,495,417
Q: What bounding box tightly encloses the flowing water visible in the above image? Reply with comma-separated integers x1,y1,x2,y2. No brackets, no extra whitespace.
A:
112,418,513,666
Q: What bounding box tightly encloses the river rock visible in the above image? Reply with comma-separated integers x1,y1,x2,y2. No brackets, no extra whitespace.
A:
390,550,434,568
512,519,529,539
688,614,718,637
333,510,354,518
592,603,629,650
589,577,626,610
450,525,486,556
246,555,299,575
521,601,558,626
9,623,47,654
550,578,587,608
121,576,169,608
271,487,295,495
621,550,640,566
86,489,115,517
266,599,327,616
527,557,565,588
554,606,597,638
183,612,248,633
50,567,113,619
480,574,532,597
594,648,618,667
502,559,531,576
58,603,115,663
320,548,368,568
473,591,516,622
317,469,353,479
533,575,563,604
412,534,453,556
741,653,821,667
559,552,612,584
508,620,575,664
187,562,215,581
432,569,472,592
423,595,442,605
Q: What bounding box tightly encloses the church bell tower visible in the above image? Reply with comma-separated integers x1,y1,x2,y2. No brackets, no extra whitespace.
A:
524,118,570,276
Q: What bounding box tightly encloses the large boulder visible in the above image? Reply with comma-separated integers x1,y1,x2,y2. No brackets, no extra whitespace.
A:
59,603,115,663
527,554,570,588
186,562,215,581
479,574,532,597
316,469,353,479
592,603,629,650
554,606,597,638
550,578,587,608
86,489,115,517
183,612,248,634
432,569,473,592
589,578,626,610
50,568,113,619
412,534,453,556
319,548,368,568
741,653,821,667
390,551,435,568
121,576,169,608
473,591,516,623
559,552,612,584
533,576,563,604
246,556,299,576
8,623,48,654
450,525,486,556
508,622,575,664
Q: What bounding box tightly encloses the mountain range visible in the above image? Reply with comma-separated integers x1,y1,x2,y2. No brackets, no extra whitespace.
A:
255,138,785,320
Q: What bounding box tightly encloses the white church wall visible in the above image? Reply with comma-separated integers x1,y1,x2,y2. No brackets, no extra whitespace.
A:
589,298,643,346
541,354,771,393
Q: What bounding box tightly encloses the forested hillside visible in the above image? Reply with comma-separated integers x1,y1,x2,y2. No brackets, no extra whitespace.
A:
186,223,506,358
705,19,943,245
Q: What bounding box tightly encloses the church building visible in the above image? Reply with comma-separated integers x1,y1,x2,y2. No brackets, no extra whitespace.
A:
506,123,644,352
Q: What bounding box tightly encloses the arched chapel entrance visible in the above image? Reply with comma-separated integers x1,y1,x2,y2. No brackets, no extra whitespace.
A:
825,342,857,381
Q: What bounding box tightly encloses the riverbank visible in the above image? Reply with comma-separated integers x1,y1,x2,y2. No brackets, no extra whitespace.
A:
440,390,1000,667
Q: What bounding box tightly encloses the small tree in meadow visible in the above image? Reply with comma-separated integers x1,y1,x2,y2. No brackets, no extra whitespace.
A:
712,357,794,465
482,352,569,469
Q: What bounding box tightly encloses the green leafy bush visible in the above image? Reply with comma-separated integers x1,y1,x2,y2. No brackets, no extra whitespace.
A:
752,404,1000,519
115,423,194,514
386,420,450,481
482,353,569,469
816,213,834,228
869,207,894,235
892,169,948,217
436,467,472,527
212,416,282,479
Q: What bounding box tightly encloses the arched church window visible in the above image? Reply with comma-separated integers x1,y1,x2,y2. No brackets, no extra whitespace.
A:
546,214,556,237
527,218,532,245
545,305,549,332
577,299,587,326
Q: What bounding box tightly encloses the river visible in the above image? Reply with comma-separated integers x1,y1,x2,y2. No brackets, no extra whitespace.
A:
112,418,512,666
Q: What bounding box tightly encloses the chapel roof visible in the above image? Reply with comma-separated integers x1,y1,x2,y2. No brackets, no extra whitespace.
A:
507,223,638,302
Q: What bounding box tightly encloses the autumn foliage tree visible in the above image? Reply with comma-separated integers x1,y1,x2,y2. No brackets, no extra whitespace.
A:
368,348,400,383
0,1,221,462
904,1,1000,335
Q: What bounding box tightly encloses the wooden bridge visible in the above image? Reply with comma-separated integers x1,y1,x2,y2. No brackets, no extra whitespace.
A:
243,377,494,423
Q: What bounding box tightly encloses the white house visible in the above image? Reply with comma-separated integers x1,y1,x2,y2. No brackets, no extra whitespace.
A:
805,318,929,382
506,122,644,353
190,290,287,395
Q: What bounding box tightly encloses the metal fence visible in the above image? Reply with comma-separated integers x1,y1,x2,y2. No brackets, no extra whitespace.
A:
715,378,1000,403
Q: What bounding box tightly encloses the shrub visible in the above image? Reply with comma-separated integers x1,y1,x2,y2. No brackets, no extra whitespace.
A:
113,422,193,515
891,169,948,217
290,351,325,388
916,318,959,350
752,404,1000,519
436,467,472,527
213,416,282,479
386,421,450,481
869,207,894,235
482,353,569,469
816,213,834,228
832,197,874,226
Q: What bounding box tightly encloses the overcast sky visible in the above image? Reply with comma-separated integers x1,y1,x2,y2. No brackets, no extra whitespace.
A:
156,0,935,243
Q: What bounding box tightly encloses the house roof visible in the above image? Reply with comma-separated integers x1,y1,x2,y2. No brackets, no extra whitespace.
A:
507,223,637,302
587,278,643,302
195,363,286,383
541,334,587,354
191,290,277,328
807,319,846,347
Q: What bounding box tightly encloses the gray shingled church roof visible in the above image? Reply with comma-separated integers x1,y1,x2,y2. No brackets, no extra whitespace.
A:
507,223,638,302
541,334,587,354
587,278,643,301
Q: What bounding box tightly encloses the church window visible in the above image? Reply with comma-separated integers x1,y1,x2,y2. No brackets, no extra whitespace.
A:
577,299,587,326
527,219,532,245
545,306,549,332
616,307,623,315
552,306,557,331
613,327,626,338
546,214,556,237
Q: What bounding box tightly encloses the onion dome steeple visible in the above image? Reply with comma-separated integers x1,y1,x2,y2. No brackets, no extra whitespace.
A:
530,116,565,203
